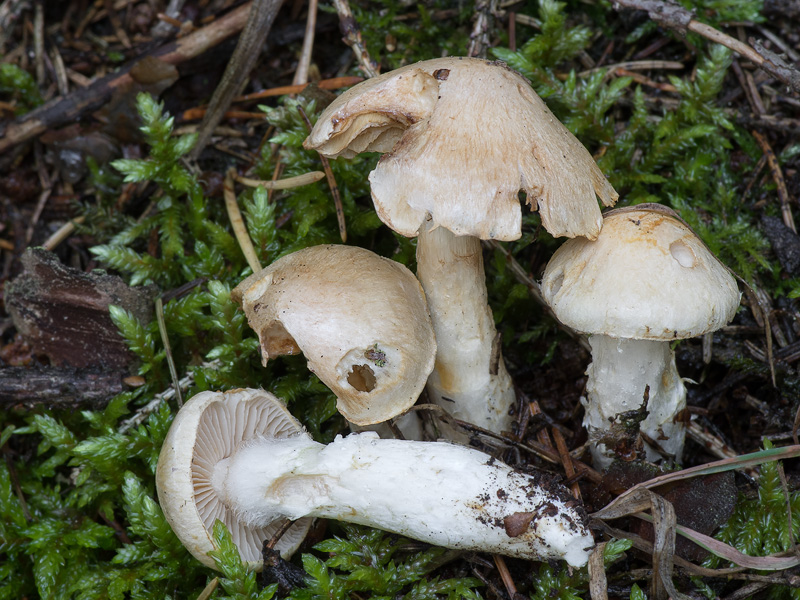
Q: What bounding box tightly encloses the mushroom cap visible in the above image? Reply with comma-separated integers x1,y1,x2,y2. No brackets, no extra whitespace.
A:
231,245,437,425
304,56,618,241
156,388,312,570
541,204,741,340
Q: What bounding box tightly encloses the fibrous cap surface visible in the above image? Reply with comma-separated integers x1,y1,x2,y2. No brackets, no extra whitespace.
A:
304,56,618,241
231,245,436,425
156,388,311,570
541,204,741,339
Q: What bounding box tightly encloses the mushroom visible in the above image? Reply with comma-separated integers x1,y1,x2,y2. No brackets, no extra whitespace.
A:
304,57,618,435
231,244,436,426
541,204,741,467
156,388,312,569
157,387,595,567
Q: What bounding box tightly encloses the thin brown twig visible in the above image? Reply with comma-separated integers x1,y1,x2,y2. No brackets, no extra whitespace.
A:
298,106,346,242
189,0,284,159
33,1,44,84
292,0,318,86
467,0,498,58
492,555,518,598
577,59,684,77
330,0,379,78
224,167,263,273
24,186,51,245
552,427,582,501
751,130,796,234
409,403,603,483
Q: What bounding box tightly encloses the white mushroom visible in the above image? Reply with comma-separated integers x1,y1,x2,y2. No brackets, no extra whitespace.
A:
157,388,595,567
156,388,312,569
541,204,741,467
231,244,436,426
305,57,618,436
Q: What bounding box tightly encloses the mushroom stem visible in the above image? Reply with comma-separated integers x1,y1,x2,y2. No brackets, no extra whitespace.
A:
584,335,686,468
218,431,593,566
415,219,516,435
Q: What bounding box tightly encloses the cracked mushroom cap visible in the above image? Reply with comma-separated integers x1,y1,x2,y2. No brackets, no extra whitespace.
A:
156,388,312,570
231,245,436,425
541,204,741,340
304,56,618,241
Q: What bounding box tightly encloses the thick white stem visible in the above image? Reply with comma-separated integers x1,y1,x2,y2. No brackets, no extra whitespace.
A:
584,335,686,468
218,432,593,566
416,219,515,434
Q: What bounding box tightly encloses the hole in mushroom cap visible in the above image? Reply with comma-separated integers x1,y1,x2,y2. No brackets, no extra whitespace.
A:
669,240,697,268
347,364,377,392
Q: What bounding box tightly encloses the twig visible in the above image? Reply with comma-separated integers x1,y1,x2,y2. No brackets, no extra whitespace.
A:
298,106,346,242
492,555,518,598
587,543,608,600
224,167,263,273
410,403,603,483
577,59,684,77
182,76,364,119
612,68,678,92
235,76,364,102
233,171,325,189
751,130,796,233
33,1,44,84
155,297,183,408
552,427,582,501
467,0,498,58
195,578,219,600
189,0,284,159
611,0,800,93
292,0,318,86
117,360,220,434
330,0,379,78
24,186,51,245
151,0,186,38
685,420,737,460
0,2,255,155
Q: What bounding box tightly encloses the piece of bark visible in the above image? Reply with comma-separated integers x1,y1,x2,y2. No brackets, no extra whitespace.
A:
4,248,157,369
0,366,125,408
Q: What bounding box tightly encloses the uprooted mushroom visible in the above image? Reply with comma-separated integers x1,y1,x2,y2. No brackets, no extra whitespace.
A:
304,57,618,436
157,388,595,569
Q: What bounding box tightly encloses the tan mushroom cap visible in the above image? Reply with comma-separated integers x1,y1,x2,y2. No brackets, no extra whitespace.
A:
156,388,312,570
231,245,436,425
304,56,618,241
541,204,741,340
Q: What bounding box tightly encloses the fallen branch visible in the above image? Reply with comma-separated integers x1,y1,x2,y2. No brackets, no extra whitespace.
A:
189,0,284,159
0,366,126,409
